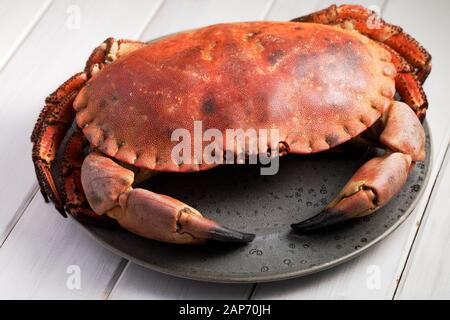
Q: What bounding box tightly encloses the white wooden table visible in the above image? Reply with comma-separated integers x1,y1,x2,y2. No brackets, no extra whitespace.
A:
1,0,449,300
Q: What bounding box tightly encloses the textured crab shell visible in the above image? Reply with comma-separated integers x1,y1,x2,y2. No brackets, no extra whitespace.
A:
75,21,396,172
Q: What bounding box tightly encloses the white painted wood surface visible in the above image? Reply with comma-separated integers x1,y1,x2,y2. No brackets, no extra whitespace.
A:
395,144,450,299
0,194,124,299
0,0,449,300
0,0,52,71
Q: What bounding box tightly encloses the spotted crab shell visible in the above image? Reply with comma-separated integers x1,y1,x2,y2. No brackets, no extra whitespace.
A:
75,21,396,172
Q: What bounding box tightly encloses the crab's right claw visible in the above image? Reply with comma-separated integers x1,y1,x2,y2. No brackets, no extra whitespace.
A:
109,189,255,244
293,101,426,233
292,152,412,232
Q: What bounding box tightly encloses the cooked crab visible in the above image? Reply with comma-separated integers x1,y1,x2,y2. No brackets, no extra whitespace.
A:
31,4,430,244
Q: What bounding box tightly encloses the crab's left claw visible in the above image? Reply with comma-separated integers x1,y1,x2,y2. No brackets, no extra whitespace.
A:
81,152,255,244
109,189,255,244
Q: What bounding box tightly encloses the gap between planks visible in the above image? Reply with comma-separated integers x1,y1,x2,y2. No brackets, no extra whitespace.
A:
0,184,38,248
0,0,54,246
259,0,276,20
392,138,450,299
0,0,53,73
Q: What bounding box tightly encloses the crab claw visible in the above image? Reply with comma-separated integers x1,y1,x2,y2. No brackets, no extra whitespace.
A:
291,209,350,232
108,189,255,244
292,152,412,232
81,152,254,244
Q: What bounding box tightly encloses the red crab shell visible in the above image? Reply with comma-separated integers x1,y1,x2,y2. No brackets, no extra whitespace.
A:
74,21,396,172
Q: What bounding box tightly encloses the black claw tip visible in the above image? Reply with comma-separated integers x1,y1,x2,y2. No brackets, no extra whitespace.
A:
40,189,49,203
56,205,68,218
291,210,348,232
208,226,255,243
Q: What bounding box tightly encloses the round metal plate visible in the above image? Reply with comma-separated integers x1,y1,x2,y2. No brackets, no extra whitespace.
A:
76,123,431,283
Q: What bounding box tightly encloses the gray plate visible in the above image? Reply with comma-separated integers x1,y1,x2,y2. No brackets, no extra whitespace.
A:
76,123,431,283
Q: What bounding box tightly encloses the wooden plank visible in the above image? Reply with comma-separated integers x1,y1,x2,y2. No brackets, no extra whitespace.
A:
0,0,51,243
109,263,253,300
265,0,318,21
0,0,164,299
387,0,450,299
108,0,277,300
383,0,450,299
0,0,52,71
140,0,274,40
382,0,450,161
253,0,450,299
396,143,450,299
0,195,124,299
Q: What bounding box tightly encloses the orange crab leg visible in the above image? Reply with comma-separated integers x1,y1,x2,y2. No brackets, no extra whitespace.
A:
32,37,146,218
50,123,114,225
81,152,255,244
31,72,87,214
340,4,431,84
292,101,425,231
395,73,428,121
292,5,400,42
384,32,431,83
84,37,146,76
377,42,412,74
376,42,428,120
294,4,431,81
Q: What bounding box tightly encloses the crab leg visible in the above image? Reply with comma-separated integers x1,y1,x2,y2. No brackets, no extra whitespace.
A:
395,72,428,120
81,152,255,244
292,101,425,232
31,72,87,214
49,121,114,225
292,4,430,119
32,38,145,217
84,37,146,77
